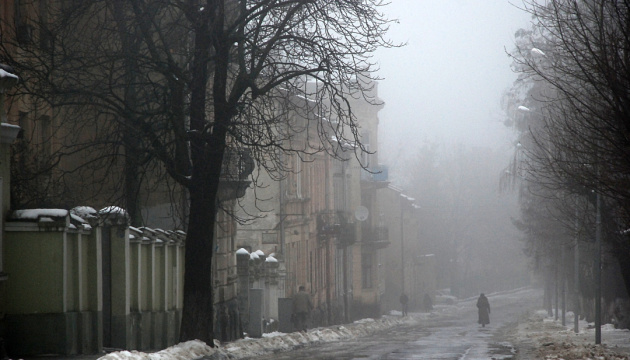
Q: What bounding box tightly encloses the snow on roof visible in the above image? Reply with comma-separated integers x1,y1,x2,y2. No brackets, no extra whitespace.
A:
99,206,127,215
295,94,316,103
265,255,278,263
11,209,69,220
531,47,546,56
250,252,260,260
387,184,403,193
141,227,157,235
400,193,415,202
70,214,87,224
1,122,20,130
71,206,98,219
254,249,265,256
0,68,18,80
236,248,250,255
330,135,358,149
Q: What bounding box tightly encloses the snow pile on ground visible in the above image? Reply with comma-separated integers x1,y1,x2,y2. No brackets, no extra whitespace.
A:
98,313,425,360
510,309,630,360
98,287,630,360
98,340,215,360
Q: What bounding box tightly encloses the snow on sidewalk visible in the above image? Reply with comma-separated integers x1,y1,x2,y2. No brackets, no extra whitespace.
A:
509,309,630,360
97,313,428,360
98,287,630,360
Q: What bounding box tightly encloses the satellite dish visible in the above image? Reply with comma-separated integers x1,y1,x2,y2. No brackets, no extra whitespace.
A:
355,206,369,222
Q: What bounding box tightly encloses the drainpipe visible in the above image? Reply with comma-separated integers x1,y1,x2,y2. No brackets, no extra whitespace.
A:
342,159,349,323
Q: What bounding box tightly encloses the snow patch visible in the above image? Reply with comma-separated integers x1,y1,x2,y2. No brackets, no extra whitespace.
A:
236,248,250,255
11,209,68,220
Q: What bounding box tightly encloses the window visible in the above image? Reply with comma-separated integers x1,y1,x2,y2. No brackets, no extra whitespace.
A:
39,115,51,158
261,232,277,244
285,154,303,199
295,155,302,199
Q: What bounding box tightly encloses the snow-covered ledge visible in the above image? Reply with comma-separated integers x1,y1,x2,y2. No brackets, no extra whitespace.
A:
1,122,20,144
0,67,18,93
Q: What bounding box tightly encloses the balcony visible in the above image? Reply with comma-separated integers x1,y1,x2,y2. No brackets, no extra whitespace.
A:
218,148,254,201
361,225,390,250
317,211,356,246
360,165,389,189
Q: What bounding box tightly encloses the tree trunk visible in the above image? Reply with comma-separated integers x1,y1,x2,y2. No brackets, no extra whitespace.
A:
124,143,143,227
179,0,225,344
179,179,218,343
113,1,143,227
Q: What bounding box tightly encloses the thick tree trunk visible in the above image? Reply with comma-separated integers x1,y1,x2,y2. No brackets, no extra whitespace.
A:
179,1,225,344
179,179,218,343
124,144,142,226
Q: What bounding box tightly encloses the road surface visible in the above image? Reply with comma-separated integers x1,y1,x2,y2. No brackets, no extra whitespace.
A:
246,289,540,360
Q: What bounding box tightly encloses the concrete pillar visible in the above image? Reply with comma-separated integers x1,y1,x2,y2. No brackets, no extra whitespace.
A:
248,288,263,338
236,249,250,333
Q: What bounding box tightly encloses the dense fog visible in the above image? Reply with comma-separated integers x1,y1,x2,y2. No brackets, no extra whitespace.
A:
374,2,532,297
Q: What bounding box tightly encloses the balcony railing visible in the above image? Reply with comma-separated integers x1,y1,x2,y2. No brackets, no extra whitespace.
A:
362,225,390,249
360,164,388,182
317,211,356,246
218,148,254,201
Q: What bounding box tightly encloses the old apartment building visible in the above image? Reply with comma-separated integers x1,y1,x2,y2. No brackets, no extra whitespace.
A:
0,0,431,356
233,80,421,329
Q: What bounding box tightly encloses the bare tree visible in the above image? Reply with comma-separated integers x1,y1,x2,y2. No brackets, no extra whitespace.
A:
1,0,396,343
505,0,630,323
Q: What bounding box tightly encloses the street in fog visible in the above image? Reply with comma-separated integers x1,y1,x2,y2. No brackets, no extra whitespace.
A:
246,289,540,360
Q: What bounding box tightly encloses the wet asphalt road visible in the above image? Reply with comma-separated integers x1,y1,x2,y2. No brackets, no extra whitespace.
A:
246,289,541,360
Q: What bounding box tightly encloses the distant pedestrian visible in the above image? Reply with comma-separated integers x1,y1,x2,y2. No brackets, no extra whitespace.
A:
399,293,409,316
423,293,433,312
292,285,313,332
476,293,490,327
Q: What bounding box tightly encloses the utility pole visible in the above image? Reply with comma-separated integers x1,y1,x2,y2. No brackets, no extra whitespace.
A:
595,189,602,344
574,201,580,334
400,203,405,294
561,245,566,326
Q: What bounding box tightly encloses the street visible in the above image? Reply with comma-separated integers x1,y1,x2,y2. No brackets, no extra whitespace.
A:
245,289,540,360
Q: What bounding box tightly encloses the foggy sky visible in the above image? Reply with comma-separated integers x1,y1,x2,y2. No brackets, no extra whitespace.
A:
375,1,531,163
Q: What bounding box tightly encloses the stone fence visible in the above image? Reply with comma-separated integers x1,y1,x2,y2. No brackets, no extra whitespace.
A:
2,206,185,356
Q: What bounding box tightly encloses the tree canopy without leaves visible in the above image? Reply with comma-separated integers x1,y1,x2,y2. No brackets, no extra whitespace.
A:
1,0,396,343
505,0,630,321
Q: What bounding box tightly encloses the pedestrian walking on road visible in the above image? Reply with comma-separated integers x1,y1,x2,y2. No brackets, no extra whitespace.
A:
476,293,490,327
423,293,433,312
292,285,313,332
399,293,409,317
